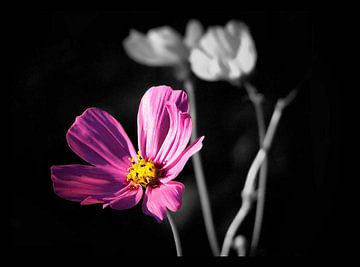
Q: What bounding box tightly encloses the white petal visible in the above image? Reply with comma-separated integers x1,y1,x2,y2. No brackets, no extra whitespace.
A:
212,27,239,58
227,60,242,80
189,48,223,81
235,29,257,74
214,58,242,81
199,27,227,59
123,29,174,66
147,26,188,64
184,19,204,48
225,20,248,38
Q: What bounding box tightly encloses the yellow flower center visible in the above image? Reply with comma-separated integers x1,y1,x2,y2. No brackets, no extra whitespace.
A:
127,151,159,188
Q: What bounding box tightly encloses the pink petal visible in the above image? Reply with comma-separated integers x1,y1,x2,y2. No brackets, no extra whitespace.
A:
154,103,192,166
161,136,204,183
51,164,124,203
102,184,143,210
142,181,185,222
137,86,189,161
66,108,137,172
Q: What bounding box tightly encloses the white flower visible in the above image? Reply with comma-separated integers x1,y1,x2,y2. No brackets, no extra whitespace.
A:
123,20,203,67
189,20,257,82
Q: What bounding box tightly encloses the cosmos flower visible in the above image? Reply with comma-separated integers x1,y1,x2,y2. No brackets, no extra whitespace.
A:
51,86,204,222
189,20,257,82
123,20,203,67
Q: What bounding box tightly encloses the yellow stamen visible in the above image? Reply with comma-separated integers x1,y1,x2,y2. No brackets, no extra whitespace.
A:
127,151,159,188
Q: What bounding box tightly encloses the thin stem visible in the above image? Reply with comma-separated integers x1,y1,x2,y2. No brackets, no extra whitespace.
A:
184,79,199,138
250,159,268,255
244,82,266,141
221,90,297,256
167,212,183,256
244,82,268,256
184,78,220,256
221,200,251,256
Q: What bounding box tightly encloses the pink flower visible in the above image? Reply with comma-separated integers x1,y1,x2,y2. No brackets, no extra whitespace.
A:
51,85,204,222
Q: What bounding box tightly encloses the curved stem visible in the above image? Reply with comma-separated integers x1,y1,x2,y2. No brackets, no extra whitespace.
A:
244,83,266,141
221,150,265,256
250,159,268,255
184,78,220,256
221,200,251,256
221,90,297,256
167,212,183,256
244,82,269,255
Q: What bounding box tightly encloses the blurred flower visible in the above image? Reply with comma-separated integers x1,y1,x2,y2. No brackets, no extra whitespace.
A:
51,86,204,222
190,20,257,82
123,20,203,67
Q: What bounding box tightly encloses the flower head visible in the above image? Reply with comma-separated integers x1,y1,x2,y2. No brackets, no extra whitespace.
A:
51,86,204,222
123,20,203,67
189,20,257,82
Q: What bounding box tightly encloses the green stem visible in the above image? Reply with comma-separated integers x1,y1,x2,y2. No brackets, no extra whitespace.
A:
184,78,220,256
167,212,183,256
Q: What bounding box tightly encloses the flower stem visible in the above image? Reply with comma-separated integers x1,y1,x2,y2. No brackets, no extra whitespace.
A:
167,212,183,256
220,89,297,256
184,78,220,256
243,82,268,255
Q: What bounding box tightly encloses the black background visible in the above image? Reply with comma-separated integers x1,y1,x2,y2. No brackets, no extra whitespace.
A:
11,10,341,257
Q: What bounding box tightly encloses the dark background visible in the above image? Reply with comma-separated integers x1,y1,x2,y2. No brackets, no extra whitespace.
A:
11,10,341,256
